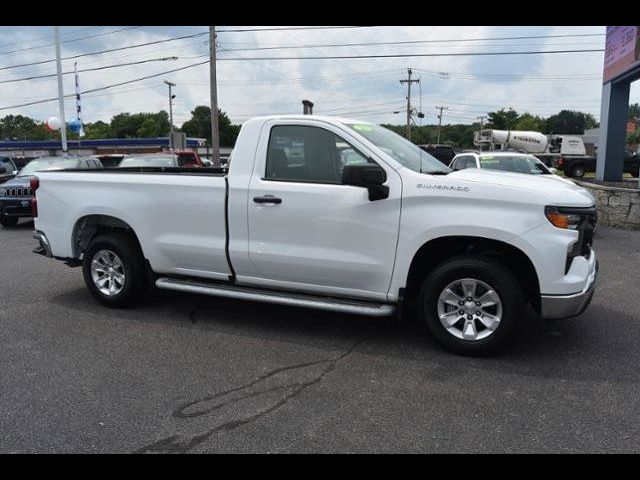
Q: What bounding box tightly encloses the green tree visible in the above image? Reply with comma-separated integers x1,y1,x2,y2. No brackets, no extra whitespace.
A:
83,121,112,139
181,105,241,147
110,111,170,138
513,113,546,131
487,108,520,130
0,114,51,141
137,118,160,138
544,110,598,134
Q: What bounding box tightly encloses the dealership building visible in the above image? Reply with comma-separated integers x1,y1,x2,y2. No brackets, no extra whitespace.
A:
598,26,640,181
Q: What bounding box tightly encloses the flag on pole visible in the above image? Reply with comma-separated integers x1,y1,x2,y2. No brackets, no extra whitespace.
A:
74,62,84,137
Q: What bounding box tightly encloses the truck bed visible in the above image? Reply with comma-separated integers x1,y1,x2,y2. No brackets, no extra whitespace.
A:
34,168,232,281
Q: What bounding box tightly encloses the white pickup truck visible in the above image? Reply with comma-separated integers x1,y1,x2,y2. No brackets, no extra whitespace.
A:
31,115,598,355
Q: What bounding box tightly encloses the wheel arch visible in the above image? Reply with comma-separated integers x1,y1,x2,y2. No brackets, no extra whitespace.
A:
71,214,144,260
403,235,541,313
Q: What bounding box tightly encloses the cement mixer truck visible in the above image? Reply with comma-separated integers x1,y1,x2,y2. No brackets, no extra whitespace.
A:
473,129,596,177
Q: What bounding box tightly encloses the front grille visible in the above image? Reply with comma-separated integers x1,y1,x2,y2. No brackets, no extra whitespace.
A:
581,210,597,256
565,206,597,273
6,187,33,197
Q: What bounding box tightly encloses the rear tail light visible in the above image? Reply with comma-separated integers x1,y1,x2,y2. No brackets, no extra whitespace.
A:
30,176,39,218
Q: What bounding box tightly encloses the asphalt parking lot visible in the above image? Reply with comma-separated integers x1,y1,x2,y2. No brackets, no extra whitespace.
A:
1,220,640,453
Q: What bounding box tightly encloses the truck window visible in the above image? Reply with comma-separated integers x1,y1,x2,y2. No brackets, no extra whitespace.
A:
265,125,371,184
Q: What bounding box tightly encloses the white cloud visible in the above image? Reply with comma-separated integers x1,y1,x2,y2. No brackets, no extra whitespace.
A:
0,25,616,131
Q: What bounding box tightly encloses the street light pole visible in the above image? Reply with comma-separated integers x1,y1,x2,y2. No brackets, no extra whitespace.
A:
54,26,67,154
164,80,175,150
209,26,221,167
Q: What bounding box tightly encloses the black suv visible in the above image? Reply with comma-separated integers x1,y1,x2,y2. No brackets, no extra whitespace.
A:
0,156,103,227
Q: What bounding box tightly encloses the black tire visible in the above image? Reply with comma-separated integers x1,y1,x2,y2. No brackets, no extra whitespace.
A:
569,164,585,178
0,215,19,227
82,232,148,308
418,255,525,356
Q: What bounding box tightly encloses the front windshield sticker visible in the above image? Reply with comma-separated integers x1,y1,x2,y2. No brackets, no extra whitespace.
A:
352,124,373,132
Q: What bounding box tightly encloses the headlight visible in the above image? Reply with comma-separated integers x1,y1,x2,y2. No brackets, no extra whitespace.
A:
545,206,583,230
0,188,5,197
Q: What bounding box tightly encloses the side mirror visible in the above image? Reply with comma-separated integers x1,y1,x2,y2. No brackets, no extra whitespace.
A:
549,167,558,174
12,170,18,175
342,164,389,201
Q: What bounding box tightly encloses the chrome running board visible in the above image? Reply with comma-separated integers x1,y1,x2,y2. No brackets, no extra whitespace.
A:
156,277,396,317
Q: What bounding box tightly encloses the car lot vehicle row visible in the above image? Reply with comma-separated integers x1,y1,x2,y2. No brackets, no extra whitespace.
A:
0,150,207,227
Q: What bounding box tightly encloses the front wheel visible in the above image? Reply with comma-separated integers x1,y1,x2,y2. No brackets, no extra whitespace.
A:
82,232,148,308
419,256,525,356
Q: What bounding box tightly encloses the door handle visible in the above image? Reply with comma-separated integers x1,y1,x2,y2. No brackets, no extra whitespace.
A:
253,195,282,204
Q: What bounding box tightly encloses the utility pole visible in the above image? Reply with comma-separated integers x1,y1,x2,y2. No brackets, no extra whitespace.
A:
477,115,487,151
209,26,221,167
164,80,175,150
400,68,420,141
435,105,449,144
54,26,67,154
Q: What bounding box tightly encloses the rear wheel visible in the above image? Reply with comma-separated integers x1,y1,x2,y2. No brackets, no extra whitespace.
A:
0,215,19,227
82,232,148,308
569,164,585,178
419,256,525,356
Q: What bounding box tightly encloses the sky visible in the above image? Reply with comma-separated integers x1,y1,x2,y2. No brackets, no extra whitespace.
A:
0,25,630,129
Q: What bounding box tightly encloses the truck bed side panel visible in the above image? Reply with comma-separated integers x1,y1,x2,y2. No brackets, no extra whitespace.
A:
35,171,231,281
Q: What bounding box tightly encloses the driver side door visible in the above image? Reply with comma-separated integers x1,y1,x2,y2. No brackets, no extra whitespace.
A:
241,121,402,302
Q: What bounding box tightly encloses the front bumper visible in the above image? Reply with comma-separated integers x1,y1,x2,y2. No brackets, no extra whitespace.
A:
1,199,33,217
540,252,598,319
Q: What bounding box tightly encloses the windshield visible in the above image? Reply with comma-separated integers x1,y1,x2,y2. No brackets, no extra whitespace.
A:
0,157,15,174
479,155,551,175
118,155,176,168
18,157,78,176
346,123,451,174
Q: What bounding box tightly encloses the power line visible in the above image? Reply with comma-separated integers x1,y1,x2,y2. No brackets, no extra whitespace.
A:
216,26,377,33
220,34,605,52
0,31,209,72
0,59,209,111
216,48,605,61
0,26,100,50
0,26,141,56
0,57,178,84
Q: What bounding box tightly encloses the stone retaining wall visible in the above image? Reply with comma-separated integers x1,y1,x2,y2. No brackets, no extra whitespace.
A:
576,180,640,230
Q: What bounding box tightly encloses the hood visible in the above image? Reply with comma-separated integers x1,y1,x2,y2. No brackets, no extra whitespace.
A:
1,176,31,188
448,168,595,207
0,172,15,183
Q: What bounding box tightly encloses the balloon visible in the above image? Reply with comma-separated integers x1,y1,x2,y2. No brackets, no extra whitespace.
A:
68,118,82,133
46,116,61,131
